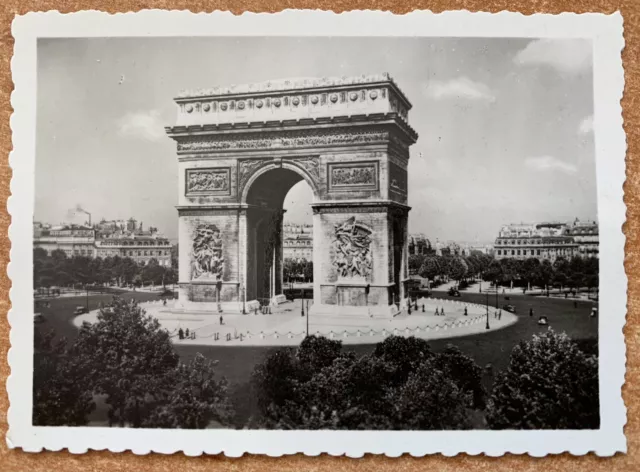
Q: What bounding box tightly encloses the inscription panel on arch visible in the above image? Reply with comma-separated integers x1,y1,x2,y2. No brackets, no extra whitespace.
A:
328,161,379,192
185,167,231,196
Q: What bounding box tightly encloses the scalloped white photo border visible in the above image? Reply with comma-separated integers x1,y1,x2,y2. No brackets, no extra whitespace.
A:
7,9,627,456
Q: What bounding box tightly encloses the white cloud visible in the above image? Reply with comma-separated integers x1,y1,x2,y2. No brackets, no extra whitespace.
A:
424,76,496,102
579,115,594,135
525,155,577,175
514,39,592,74
117,110,166,141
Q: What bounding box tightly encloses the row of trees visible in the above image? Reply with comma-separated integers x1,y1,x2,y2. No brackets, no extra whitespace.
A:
283,258,313,283
250,332,599,430
33,248,178,289
482,256,599,292
409,252,599,292
34,297,233,428
409,252,493,284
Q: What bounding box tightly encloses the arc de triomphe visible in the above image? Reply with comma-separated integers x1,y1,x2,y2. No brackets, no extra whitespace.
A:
165,74,418,317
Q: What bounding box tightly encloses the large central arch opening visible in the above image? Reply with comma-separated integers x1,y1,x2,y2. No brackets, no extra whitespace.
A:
245,166,315,304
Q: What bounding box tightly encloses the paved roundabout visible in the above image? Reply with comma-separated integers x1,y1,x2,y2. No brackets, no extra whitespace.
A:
74,296,518,346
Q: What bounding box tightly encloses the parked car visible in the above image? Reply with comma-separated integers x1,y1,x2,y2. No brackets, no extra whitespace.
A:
73,306,88,315
33,313,45,324
538,315,549,325
502,304,516,313
448,287,461,297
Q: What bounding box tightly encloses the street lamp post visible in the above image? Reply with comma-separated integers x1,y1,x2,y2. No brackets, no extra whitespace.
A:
85,285,89,312
485,291,490,330
301,289,305,317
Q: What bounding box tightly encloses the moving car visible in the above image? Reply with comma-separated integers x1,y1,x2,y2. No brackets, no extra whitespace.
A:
537,315,549,326
33,313,45,324
73,306,88,315
448,287,461,297
502,304,516,313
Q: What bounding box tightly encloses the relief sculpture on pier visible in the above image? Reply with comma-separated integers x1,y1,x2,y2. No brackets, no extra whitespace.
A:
191,223,225,281
333,217,373,279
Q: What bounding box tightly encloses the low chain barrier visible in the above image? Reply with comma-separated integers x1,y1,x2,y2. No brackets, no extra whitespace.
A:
169,314,489,343
147,296,497,344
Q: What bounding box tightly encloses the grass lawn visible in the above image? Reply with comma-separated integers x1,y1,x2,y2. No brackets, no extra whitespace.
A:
36,290,598,427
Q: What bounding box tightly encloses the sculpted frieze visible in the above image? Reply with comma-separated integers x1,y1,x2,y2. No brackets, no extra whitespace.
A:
293,157,320,181
177,129,390,152
238,159,270,191
328,161,379,192
185,168,230,196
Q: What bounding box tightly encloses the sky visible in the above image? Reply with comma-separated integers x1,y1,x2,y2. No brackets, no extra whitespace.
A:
35,37,596,243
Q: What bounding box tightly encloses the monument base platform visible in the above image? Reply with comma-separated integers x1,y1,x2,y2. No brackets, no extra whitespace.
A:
309,303,400,318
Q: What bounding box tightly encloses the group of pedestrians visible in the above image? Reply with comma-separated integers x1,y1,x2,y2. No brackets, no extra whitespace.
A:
178,327,196,340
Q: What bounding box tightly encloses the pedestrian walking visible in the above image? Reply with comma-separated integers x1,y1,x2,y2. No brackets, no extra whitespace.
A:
219,315,224,325
529,307,533,317
178,328,184,340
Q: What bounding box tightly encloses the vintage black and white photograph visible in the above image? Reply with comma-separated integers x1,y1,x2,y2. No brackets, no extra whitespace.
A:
8,11,626,456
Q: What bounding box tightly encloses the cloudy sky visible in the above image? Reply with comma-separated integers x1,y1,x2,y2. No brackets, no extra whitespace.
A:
35,37,596,242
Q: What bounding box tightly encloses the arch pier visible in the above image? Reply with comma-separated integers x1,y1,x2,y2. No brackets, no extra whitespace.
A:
165,74,418,317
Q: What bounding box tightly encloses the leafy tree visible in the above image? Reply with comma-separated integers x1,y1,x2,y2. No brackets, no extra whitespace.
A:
393,359,472,430
536,259,555,294
408,254,426,275
143,353,234,428
373,335,433,386
430,344,486,409
33,329,95,426
521,258,541,289
297,335,342,376
74,297,180,427
302,260,314,282
500,258,521,287
447,256,468,283
487,330,599,429
483,259,504,283
418,255,441,282
251,336,484,430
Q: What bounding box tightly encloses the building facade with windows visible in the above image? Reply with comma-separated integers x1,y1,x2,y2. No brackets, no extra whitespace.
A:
34,219,173,266
33,224,97,258
283,222,313,261
95,236,172,266
564,219,599,258
408,234,433,255
493,220,596,261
